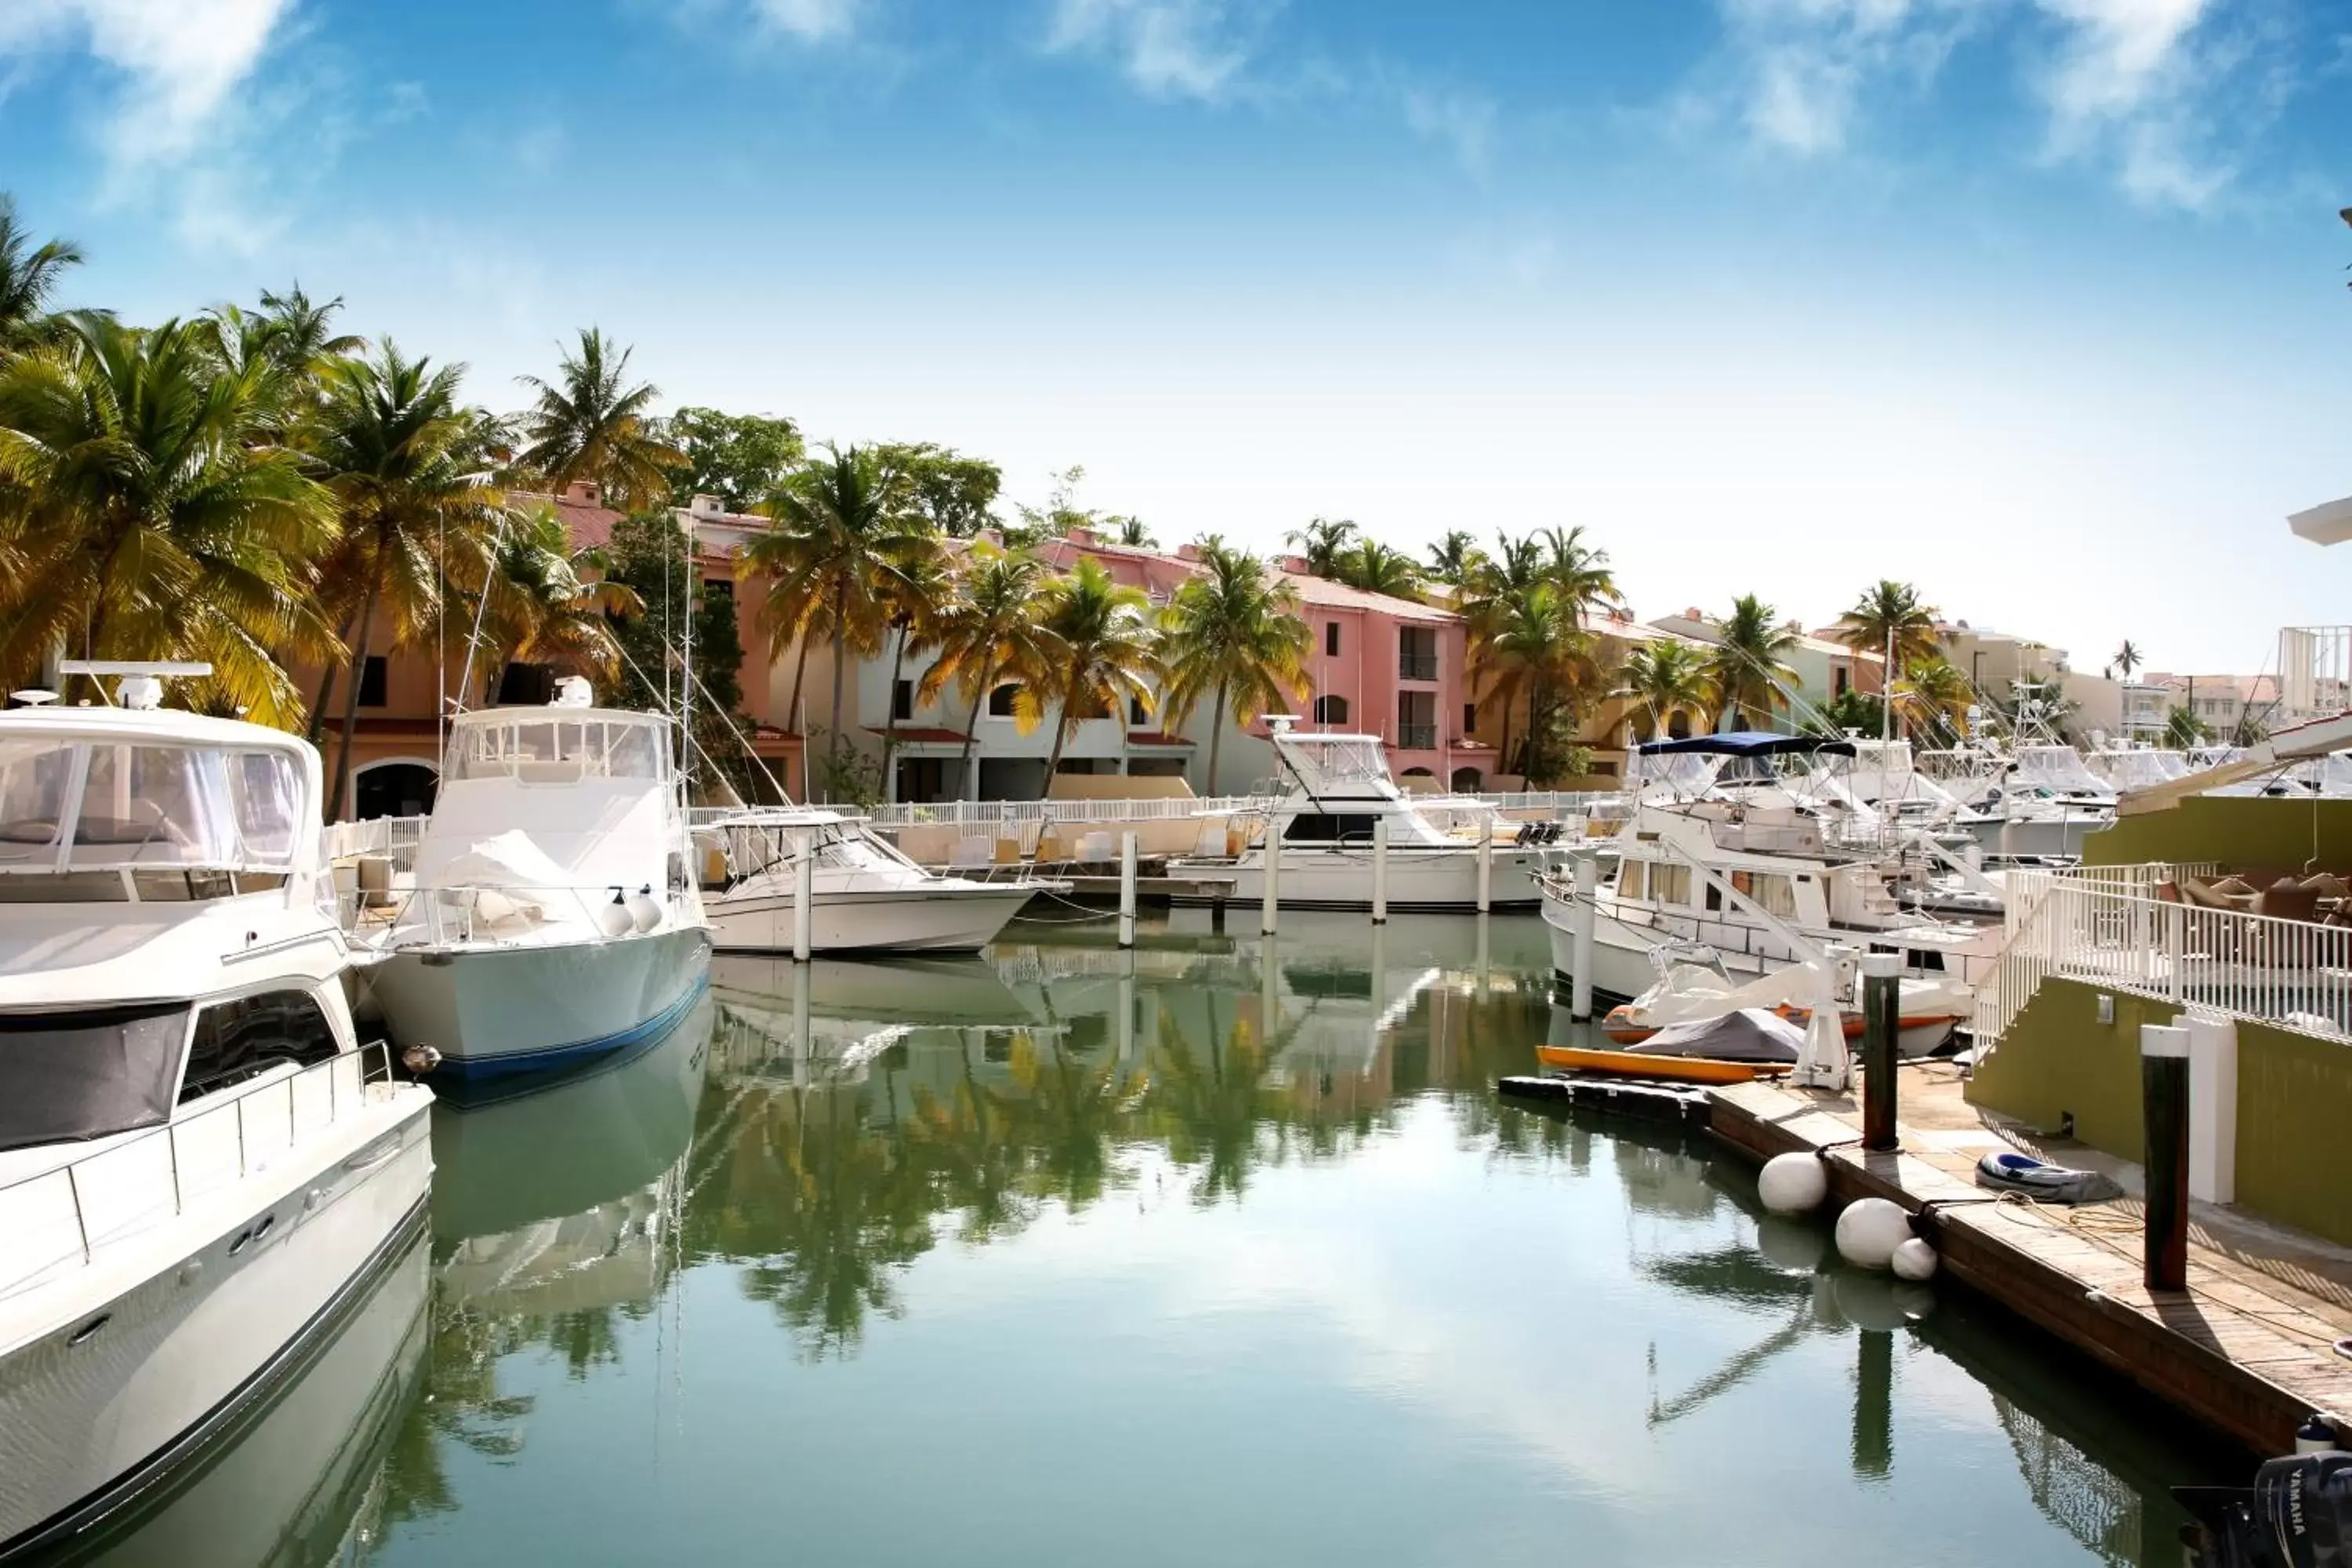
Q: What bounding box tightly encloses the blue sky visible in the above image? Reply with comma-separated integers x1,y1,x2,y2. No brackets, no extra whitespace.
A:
2,0,2348,675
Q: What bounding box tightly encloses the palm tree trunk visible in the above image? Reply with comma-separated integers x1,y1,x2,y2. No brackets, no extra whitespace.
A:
880,619,909,802
1204,676,1228,796
307,606,359,744
328,571,384,822
958,655,995,803
1043,689,1073,793
1497,693,1512,783
826,584,849,801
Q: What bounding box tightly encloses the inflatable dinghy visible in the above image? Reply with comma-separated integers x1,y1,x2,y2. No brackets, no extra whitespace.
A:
1973,1150,2124,1204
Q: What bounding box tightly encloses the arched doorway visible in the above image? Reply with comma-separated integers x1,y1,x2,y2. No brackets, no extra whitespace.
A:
1450,767,1483,793
1399,766,1438,795
354,759,437,820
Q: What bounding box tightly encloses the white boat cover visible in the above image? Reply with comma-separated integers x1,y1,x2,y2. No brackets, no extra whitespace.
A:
1632,1007,1807,1063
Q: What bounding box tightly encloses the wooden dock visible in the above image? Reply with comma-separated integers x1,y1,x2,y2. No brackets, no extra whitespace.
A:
1706,1064,2352,1454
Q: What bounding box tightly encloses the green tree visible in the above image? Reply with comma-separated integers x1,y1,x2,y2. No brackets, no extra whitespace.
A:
1284,516,1358,577
1109,515,1155,548
255,283,365,373
1035,557,1158,785
1477,584,1599,782
307,343,506,803
1334,539,1424,601
876,442,1002,537
662,406,803,512
2162,704,2210,750
918,544,1056,798
1008,463,1096,549
1833,580,1943,695
1808,688,1886,739
1617,639,1718,740
517,328,681,511
1534,524,1621,626
1425,529,1481,586
1157,542,1312,793
1897,654,1974,742
465,503,640,707
1708,595,1799,728
876,539,951,793
0,195,82,359
0,312,339,723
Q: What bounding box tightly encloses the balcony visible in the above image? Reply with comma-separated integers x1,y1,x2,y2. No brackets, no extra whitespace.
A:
1396,724,1437,750
1397,653,1437,682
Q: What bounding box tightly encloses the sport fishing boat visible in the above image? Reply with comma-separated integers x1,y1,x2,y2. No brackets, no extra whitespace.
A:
0,668,434,1559
1540,735,2002,1010
356,681,711,1082
694,808,1059,954
1171,717,1548,911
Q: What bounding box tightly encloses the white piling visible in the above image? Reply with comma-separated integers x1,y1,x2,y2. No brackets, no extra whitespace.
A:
1569,848,1598,1021
1261,819,1280,935
1476,829,1493,915
792,831,814,964
1118,831,1138,949
1371,817,1389,925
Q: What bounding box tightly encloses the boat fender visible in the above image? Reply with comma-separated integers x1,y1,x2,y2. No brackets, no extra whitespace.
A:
2299,1414,2347,1455
401,1044,442,1075
1890,1237,1939,1282
626,884,663,934
1759,1152,1828,1214
594,888,634,939
1835,1197,1911,1270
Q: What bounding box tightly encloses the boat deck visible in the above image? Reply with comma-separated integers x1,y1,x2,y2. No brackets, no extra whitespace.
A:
1708,1063,2352,1454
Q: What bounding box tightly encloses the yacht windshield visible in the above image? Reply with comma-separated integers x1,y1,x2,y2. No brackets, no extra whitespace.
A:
448,717,668,782
0,739,303,873
0,1003,188,1152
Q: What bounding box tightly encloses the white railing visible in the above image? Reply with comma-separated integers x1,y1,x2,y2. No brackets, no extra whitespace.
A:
0,1043,397,1301
1973,873,2352,1045
339,883,665,949
322,815,426,874
858,789,1627,831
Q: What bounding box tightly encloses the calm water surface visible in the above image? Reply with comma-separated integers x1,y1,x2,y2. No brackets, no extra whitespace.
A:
62,913,2242,1567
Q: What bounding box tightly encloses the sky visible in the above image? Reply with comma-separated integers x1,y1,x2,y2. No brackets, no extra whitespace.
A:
1,0,2348,676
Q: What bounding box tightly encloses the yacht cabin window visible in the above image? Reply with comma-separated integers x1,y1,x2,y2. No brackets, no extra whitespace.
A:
1617,861,1644,900
0,1002,187,1152
1652,862,1692,907
448,719,666,783
1283,812,1380,844
180,989,339,1102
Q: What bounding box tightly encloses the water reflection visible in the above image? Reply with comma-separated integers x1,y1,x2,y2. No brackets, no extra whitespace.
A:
55,913,2241,1567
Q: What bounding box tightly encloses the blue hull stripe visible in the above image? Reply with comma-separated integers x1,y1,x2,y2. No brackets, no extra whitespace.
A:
430,971,711,1083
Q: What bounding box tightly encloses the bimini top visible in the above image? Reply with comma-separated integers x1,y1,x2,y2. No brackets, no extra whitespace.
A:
1636,731,1858,759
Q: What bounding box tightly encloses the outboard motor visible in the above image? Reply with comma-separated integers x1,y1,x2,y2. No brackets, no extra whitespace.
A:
1513,822,1534,847
2180,1446,2352,1566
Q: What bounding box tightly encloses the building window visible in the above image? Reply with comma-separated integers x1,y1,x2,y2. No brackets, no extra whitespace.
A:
1833,666,1849,699
180,989,339,1102
1312,695,1349,724
892,680,913,721
988,684,1020,717
1396,690,1436,750
703,578,733,601
1325,622,1341,657
1463,702,1477,735
1129,696,1148,725
358,655,387,708
1398,626,1437,682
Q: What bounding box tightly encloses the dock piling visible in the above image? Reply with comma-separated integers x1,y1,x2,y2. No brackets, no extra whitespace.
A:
1476,830,1492,914
1261,822,1280,935
792,831,813,964
1569,848,1597,1022
1371,818,1389,925
1117,832,1137,949
2143,1022,2191,1292
1860,953,1902,1152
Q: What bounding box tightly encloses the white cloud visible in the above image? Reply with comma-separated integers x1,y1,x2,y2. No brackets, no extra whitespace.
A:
1399,82,1497,177
749,0,860,44
1043,0,1259,102
0,0,295,164
2028,0,2234,211
1708,0,1980,158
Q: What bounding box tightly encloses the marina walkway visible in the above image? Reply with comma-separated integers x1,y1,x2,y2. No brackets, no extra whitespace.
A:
1710,1065,2352,1455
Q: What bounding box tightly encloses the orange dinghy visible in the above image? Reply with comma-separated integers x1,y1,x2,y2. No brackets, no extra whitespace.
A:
1535,1044,1784,1086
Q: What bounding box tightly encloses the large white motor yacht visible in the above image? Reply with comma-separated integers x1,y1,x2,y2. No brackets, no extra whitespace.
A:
1173,718,1548,911
695,808,1060,955
356,684,711,1083
0,673,433,1558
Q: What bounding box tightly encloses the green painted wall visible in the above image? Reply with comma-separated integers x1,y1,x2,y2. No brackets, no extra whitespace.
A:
1968,977,2352,1247
2084,797,2352,870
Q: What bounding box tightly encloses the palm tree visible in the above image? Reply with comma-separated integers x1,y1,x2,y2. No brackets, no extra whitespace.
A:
462,502,640,706
1477,584,1598,782
2162,705,2209,750
1897,654,1973,742
1284,516,1358,577
256,284,365,371
1109,516,1155,548
917,544,1056,798
1458,534,1548,764
0,312,339,723
1034,557,1158,784
1534,524,1622,626
1832,580,1942,695
741,444,930,795
516,328,681,510
2112,639,2144,681
1425,529,1480,586
1157,543,1312,793
307,342,506,808
1617,639,1718,741
1708,595,1799,728
1334,540,1424,601
877,538,951,792
0,197,82,358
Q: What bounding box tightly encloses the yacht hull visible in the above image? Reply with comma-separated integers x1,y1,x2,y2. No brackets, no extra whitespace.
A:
367,925,712,1080
1196,846,1546,912
708,886,1036,955
0,1091,432,1558
1537,889,1664,1004
1960,814,2105,861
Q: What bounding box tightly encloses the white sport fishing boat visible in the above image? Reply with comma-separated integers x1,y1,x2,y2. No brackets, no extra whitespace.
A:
357,681,711,1083
0,667,433,1559
694,808,1060,954
1172,717,1548,911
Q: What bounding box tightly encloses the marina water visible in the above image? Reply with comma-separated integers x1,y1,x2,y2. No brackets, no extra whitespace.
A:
51,913,2240,1567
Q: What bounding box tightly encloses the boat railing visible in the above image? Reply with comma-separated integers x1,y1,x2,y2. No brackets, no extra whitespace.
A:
0,1041,401,1301
339,880,674,950
321,815,426,874
1973,871,2352,1047
855,789,1627,833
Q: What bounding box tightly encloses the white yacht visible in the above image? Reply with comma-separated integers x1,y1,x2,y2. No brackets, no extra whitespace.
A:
0,673,433,1558
356,683,711,1083
1172,718,1548,911
694,808,1058,954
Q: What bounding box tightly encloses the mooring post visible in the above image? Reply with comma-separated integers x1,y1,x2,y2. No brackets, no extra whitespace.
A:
1476,829,1493,915
1210,896,1227,933
1569,848,1598,1021
2143,1022,2190,1291
792,830,814,964
1261,819,1280,936
1117,831,1138,949
1860,953,1902,1152
1371,817,1389,925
